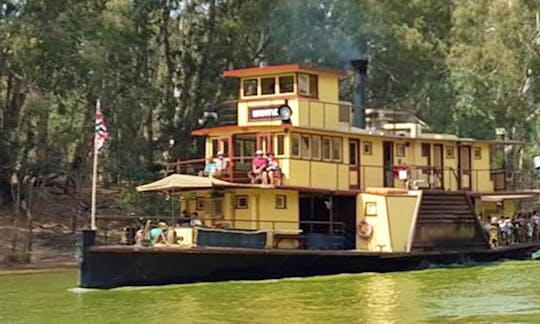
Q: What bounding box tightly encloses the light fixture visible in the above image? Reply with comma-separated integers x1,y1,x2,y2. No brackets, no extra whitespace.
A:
278,101,292,123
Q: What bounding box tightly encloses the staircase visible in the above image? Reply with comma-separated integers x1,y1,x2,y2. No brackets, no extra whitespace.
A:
411,190,488,252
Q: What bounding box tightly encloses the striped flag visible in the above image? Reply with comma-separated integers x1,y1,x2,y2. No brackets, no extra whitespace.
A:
94,99,109,151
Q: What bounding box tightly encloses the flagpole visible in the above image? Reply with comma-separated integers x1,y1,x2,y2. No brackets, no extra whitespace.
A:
90,99,100,230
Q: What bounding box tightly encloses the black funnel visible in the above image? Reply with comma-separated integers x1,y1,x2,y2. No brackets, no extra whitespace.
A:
351,59,368,129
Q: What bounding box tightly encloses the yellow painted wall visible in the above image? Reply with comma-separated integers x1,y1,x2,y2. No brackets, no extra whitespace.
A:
472,143,493,191
318,73,339,103
386,195,419,252
356,193,392,252
229,189,299,231
360,137,384,188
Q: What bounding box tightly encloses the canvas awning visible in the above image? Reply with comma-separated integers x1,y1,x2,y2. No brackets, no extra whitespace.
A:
136,174,234,192
480,194,536,202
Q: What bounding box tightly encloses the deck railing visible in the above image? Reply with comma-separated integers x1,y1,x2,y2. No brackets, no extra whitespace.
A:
166,157,539,192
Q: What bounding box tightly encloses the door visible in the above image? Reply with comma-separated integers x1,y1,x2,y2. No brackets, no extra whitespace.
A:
459,145,472,190
432,144,444,189
383,141,394,187
256,133,272,153
349,139,360,189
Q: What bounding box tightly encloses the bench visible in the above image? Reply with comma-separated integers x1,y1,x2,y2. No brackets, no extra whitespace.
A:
273,233,306,249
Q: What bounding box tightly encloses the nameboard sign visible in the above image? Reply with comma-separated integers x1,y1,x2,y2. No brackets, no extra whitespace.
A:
248,106,280,121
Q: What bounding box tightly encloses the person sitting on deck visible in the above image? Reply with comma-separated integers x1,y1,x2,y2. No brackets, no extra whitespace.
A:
214,151,228,176
135,219,152,246
199,158,216,177
177,210,192,227
190,211,203,227
249,149,267,184
264,152,281,185
150,222,169,245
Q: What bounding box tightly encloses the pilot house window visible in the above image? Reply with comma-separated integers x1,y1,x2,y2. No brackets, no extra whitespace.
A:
243,79,258,96
298,74,318,97
261,77,276,95
279,76,294,93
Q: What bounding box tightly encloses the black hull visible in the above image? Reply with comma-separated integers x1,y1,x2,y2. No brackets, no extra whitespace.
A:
79,242,540,289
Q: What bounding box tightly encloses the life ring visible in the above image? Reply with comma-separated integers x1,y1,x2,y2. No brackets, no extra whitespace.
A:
358,221,373,240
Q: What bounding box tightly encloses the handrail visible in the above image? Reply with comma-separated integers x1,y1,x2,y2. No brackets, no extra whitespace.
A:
165,156,538,192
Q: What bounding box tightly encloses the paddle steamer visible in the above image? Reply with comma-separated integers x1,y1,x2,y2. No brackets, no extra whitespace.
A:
79,60,540,288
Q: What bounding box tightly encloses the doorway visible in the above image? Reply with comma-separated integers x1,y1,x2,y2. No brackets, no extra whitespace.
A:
459,145,472,190
432,144,444,189
383,141,394,187
349,139,360,189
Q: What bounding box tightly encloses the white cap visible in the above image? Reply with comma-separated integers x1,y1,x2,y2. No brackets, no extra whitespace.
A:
255,149,263,155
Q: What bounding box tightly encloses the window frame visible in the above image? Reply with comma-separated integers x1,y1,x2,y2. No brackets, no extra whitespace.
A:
275,195,287,209
235,195,249,209
332,138,342,162
261,76,276,95
311,135,321,160
291,133,301,158
278,75,295,94
300,134,311,159
322,136,332,161
363,142,372,155
242,78,258,97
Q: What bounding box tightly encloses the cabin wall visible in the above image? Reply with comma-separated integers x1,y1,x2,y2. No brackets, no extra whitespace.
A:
360,137,384,188
318,73,339,103
472,143,493,191
229,189,299,231
237,100,300,127
386,195,420,252
356,193,392,252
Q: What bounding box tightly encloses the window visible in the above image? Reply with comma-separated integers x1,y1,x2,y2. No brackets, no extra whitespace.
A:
396,144,406,157
309,74,318,97
298,74,309,95
291,134,300,157
312,135,321,159
276,195,287,209
421,143,430,157
349,141,358,165
474,147,482,159
243,79,258,96
212,139,219,157
301,135,311,158
279,75,294,93
365,202,377,216
196,197,206,210
332,138,342,162
338,104,350,123
235,195,249,209
445,146,455,159
298,74,318,97
276,134,285,156
322,137,332,160
363,142,372,155
261,77,276,95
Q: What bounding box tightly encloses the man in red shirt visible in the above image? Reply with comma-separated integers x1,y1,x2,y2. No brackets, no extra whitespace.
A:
249,149,267,184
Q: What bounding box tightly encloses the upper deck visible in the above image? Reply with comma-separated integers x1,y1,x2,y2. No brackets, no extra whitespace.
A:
168,63,525,193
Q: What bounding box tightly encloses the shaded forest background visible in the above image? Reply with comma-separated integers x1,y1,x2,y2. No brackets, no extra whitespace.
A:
2,0,540,205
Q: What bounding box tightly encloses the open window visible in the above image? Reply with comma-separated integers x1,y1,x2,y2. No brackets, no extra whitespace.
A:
298,73,318,97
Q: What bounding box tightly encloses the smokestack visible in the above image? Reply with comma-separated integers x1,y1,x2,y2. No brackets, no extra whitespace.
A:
351,59,368,129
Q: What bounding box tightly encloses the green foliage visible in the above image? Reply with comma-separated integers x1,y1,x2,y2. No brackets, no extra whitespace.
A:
2,0,540,213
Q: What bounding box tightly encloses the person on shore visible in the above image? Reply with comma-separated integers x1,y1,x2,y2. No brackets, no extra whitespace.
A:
249,149,267,184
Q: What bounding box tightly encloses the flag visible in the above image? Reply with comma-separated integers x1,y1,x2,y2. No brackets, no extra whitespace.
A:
94,99,109,151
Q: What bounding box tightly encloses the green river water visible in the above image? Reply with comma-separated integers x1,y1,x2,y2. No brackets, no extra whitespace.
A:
1,260,540,323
